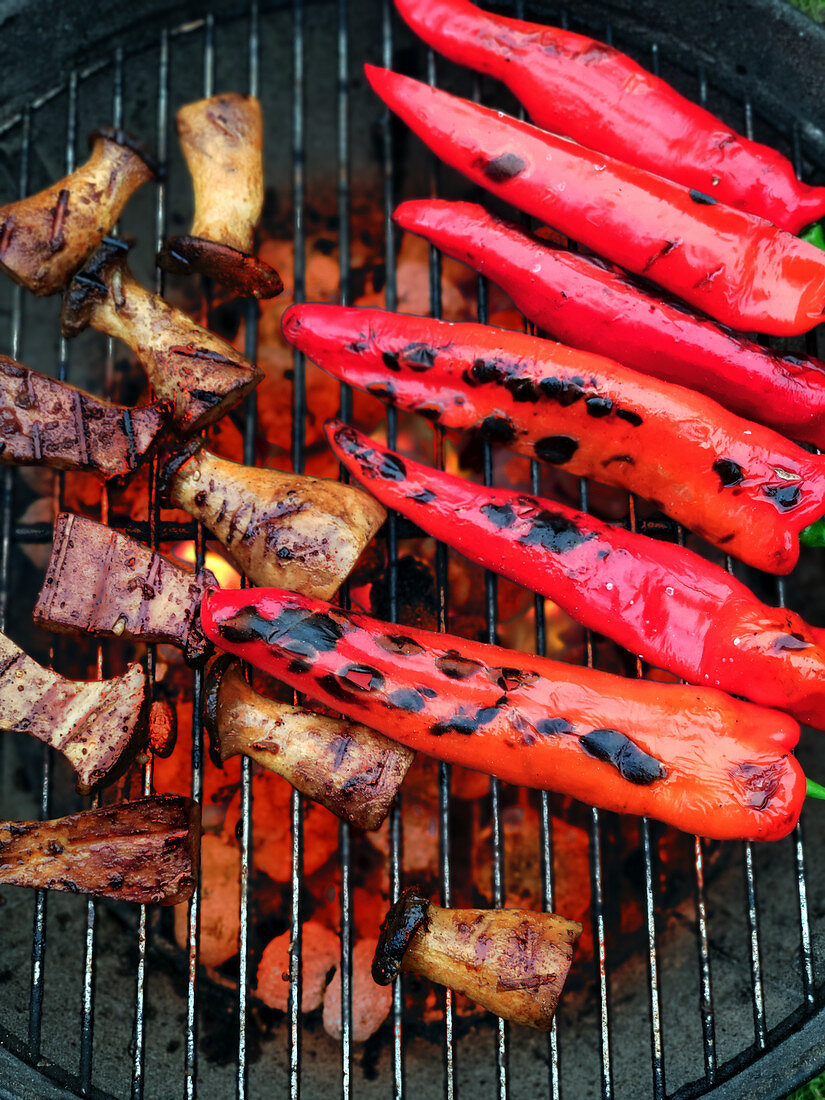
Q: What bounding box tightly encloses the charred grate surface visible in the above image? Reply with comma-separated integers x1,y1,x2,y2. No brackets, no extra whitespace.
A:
0,2,821,1099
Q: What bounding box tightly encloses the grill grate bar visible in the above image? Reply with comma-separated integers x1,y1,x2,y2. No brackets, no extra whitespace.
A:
743,842,767,1050
694,838,717,1084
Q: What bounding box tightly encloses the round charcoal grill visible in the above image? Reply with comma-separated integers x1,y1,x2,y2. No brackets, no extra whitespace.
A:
1,1,825,1098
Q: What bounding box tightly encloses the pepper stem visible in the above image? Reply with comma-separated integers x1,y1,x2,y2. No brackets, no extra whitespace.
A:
806,778,825,801
801,222,825,251
800,517,825,548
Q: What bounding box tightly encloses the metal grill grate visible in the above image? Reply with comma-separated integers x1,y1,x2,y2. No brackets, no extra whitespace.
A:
0,2,823,1098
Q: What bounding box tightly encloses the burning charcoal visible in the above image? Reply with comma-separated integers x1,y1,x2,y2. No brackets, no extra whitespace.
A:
0,630,147,794
324,936,393,1042
372,887,582,1031
0,127,158,297
60,237,263,434
0,355,170,478
33,512,218,664
157,93,282,299
0,796,199,905
160,439,386,599
204,656,413,830
174,833,239,967
255,920,339,1012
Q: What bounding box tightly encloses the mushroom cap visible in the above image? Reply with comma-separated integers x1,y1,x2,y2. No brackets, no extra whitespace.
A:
157,235,283,299
371,885,431,985
60,235,133,337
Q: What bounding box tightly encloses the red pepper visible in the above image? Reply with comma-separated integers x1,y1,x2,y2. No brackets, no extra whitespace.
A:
364,64,825,337
325,418,825,728
201,587,804,842
393,0,825,233
282,303,825,575
394,199,825,450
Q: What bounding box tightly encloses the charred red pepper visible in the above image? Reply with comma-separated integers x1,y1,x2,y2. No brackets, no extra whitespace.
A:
393,0,825,234
394,199,825,450
282,303,825,575
326,418,825,729
201,587,804,842
364,65,825,337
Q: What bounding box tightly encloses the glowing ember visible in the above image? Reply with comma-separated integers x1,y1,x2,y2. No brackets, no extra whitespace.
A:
170,541,241,588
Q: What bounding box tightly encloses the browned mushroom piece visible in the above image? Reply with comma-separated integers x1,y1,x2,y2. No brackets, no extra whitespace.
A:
0,355,171,478
0,796,200,905
0,631,147,794
204,655,413,830
33,512,218,664
372,887,583,1031
159,440,387,599
148,697,178,758
0,127,158,297
60,237,263,434
157,93,282,299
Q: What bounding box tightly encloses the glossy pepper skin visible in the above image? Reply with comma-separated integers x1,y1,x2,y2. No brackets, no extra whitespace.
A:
364,65,825,338
395,199,825,450
282,303,825,575
326,419,825,729
201,587,804,842
393,0,825,233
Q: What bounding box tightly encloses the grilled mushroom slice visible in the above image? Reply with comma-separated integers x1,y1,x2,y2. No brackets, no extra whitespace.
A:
0,796,200,905
0,631,147,794
204,656,413,830
160,440,387,599
157,93,282,299
61,237,263,434
33,512,218,664
0,127,157,296
372,887,582,1031
0,355,170,478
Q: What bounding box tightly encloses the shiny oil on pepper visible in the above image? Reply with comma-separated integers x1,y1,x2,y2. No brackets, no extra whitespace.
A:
394,199,825,450
325,418,825,729
282,302,825,574
200,587,805,842
393,0,825,233
364,64,825,337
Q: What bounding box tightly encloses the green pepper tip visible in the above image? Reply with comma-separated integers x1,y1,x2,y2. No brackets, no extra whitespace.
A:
806,777,825,801
801,221,825,251
800,517,825,548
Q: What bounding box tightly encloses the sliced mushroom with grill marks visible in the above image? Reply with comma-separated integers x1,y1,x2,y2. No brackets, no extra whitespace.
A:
33,512,218,665
204,656,413,830
160,439,386,600
0,127,158,297
0,355,171,478
0,631,147,794
157,93,282,299
372,886,582,1031
61,237,263,434
0,796,200,905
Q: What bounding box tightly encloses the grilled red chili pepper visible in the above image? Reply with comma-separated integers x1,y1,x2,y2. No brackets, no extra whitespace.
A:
201,587,804,841
282,303,825,575
394,199,825,450
393,0,825,234
364,65,825,337
325,418,825,728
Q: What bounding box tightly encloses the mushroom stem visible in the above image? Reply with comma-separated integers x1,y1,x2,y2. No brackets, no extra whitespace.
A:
0,631,147,794
157,94,282,299
160,442,386,599
0,127,157,296
0,796,200,905
0,355,170,478
60,237,263,433
372,887,582,1031
204,656,413,830
33,512,218,663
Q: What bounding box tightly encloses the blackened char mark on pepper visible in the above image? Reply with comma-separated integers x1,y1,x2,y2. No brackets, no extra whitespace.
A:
764,483,801,511
770,632,813,652
318,672,358,704
216,605,275,644
729,760,784,810
534,435,579,465
341,664,385,692
416,404,441,421
400,342,438,371
689,188,717,205
521,509,595,554
432,714,479,735
334,424,408,483
379,452,407,481
642,239,679,273
382,351,400,372
481,502,517,529
375,634,424,656
387,687,426,712
488,667,540,691
616,408,643,427
585,395,613,417
435,651,483,680
218,605,346,658
479,415,517,444
539,376,585,406
580,728,667,785
474,152,527,183
603,455,635,467
713,458,744,487
367,381,395,401
535,718,574,736
409,488,436,504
